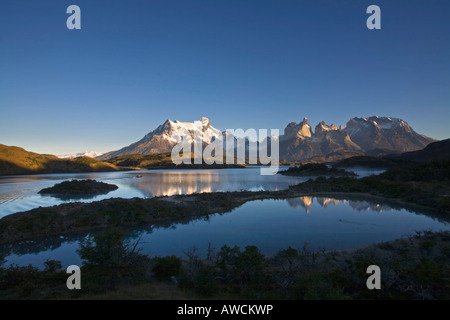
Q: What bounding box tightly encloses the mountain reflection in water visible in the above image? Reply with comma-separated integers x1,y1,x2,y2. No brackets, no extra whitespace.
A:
286,197,391,213
2,195,449,268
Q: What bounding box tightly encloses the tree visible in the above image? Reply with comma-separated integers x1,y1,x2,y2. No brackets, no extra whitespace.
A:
44,259,62,273
77,227,149,290
236,246,266,293
217,245,241,280
153,256,182,280
217,245,267,295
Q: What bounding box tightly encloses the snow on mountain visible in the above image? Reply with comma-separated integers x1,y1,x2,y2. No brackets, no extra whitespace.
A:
98,117,222,160
280,116,435,161
97,115,435,162
58,151,103,159
154,117,222,144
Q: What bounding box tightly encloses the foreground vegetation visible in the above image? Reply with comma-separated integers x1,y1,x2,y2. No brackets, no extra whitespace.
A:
1,228,449,299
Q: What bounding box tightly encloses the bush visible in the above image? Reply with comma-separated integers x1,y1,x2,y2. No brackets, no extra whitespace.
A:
153,256,182,280
44,260,63,273
217,245,241,280
78,227,150,290
0,264,41,297
292,270,348,300
193,265,219,297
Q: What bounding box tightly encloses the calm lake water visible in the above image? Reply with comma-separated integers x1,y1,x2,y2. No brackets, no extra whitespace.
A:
2,196,448,268
0,167,383,218
3,167,437,269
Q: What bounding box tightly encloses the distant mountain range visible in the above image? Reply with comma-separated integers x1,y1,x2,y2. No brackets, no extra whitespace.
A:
98,117,221,160
1,135,447,176
98,116,435,162
286,196,390,214
58,151,103,159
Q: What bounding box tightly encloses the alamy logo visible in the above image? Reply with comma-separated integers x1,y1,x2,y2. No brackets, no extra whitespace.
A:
366,265,381,290
171,128,279,175
66,5,81,30
66,265,81,290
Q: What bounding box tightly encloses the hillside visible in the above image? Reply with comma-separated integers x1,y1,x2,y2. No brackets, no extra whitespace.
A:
385,138,450,162
105,152,245,169
0,144,128,176
334,138,450,169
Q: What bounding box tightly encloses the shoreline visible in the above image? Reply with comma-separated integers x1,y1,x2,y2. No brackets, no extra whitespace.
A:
1,188,448,245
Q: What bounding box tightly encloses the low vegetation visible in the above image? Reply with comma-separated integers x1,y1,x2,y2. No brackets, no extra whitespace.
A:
292,160,450,213
0,191,261,244
1,229,448,299
279,163,356,177
332,156,406,169
1,141,449,299
1,159,449,244
39,179,118,196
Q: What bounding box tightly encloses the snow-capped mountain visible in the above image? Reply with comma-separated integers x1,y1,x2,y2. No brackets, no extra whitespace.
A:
98,116,435,162
98,117,222,160
58,151,103,159
342,116,431,152
280,116,435,161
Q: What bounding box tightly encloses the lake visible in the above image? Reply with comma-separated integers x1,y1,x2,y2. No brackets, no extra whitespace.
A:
4,166,440,269
1,196,448,268
0,167,383,218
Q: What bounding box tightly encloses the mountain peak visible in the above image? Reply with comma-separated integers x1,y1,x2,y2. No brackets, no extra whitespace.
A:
97,115,436,162
315,121,338,136
98,118,222,159
280,116,435,162
346,116,410,132
201,117,210,124
284,117,312,137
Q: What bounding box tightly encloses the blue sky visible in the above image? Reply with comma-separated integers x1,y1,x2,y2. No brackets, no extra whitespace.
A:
0,0,449,154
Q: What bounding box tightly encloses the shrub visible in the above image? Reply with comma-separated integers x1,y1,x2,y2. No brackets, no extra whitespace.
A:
217,245,241,280
193,265,219,297
78,227,150,290
292,270,348,300
0,264,41,297
44,259,63,273
153,256,182,280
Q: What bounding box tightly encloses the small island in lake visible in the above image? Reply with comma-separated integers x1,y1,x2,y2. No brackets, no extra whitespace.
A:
279,163,357,177
39,179,118,196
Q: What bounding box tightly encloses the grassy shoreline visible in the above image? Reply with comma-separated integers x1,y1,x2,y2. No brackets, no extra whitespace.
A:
1,184,448,245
